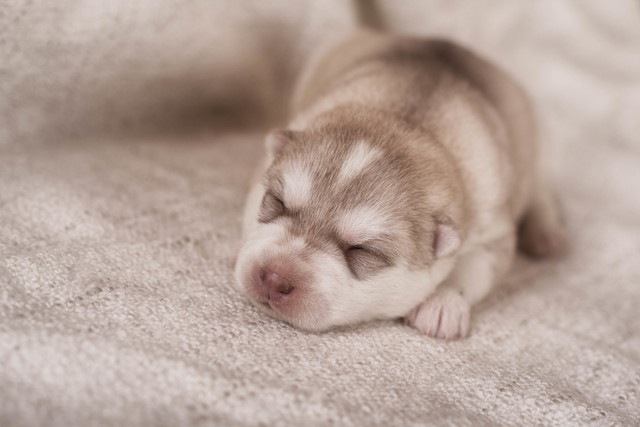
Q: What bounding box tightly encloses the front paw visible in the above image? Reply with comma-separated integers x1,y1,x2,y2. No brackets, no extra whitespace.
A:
405,289,471,340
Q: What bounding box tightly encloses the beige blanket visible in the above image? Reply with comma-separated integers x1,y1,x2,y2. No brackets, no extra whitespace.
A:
1,1,639,425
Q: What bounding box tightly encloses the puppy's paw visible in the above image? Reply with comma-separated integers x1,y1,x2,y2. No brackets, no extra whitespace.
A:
405,289,470,340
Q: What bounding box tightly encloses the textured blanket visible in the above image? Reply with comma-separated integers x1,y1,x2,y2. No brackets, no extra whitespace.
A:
1,1,639,426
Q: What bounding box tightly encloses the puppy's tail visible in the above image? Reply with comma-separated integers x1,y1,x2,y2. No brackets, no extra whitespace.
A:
518,182,569,259
352,0,386,31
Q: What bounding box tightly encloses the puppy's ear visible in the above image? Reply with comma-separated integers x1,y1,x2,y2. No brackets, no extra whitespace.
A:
265,129,295,158
434,222,461,258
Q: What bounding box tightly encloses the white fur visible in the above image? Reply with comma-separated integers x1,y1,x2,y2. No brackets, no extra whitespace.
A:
338,141,382,184
337,205,390,243
463,212,512,251
234,221,288,291
282,163,312,209
307,251,457,329
407,288,471,340
446,247,496,305
235,220,310,296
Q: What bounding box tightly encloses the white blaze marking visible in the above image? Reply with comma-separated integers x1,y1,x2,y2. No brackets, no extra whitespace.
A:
282,163,312,209
338,141,382,184
338,206,390,243
287,236,307,253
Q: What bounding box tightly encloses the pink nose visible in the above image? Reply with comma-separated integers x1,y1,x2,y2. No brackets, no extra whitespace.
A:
260,268,295,300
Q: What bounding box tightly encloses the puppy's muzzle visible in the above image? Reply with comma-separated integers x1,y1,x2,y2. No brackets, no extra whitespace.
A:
258,267,296,304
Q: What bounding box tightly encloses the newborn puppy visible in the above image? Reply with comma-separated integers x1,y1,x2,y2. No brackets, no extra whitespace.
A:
235,30,567,339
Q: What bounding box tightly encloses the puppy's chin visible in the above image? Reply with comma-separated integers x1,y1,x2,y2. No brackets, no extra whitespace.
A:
250,300,334,332
245,284,333,332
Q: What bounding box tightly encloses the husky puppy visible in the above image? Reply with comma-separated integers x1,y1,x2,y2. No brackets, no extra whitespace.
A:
234,28,566,339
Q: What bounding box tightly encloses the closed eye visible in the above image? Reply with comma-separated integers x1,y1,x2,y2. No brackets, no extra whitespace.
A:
258,191,285,223
344,243,392,279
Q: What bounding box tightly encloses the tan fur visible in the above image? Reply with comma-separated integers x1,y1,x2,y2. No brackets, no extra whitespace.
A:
235,29,567,337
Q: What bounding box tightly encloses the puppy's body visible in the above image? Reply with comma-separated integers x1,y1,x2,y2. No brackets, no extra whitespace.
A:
235,30,566,338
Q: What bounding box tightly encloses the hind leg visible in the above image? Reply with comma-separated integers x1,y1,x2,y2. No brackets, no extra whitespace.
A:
519,183,568,258
406,230,516,340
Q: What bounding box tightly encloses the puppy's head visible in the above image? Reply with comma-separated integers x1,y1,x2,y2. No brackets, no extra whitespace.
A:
235,119,464,331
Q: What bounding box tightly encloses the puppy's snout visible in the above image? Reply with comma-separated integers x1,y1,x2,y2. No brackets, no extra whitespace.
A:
260,267,295,300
